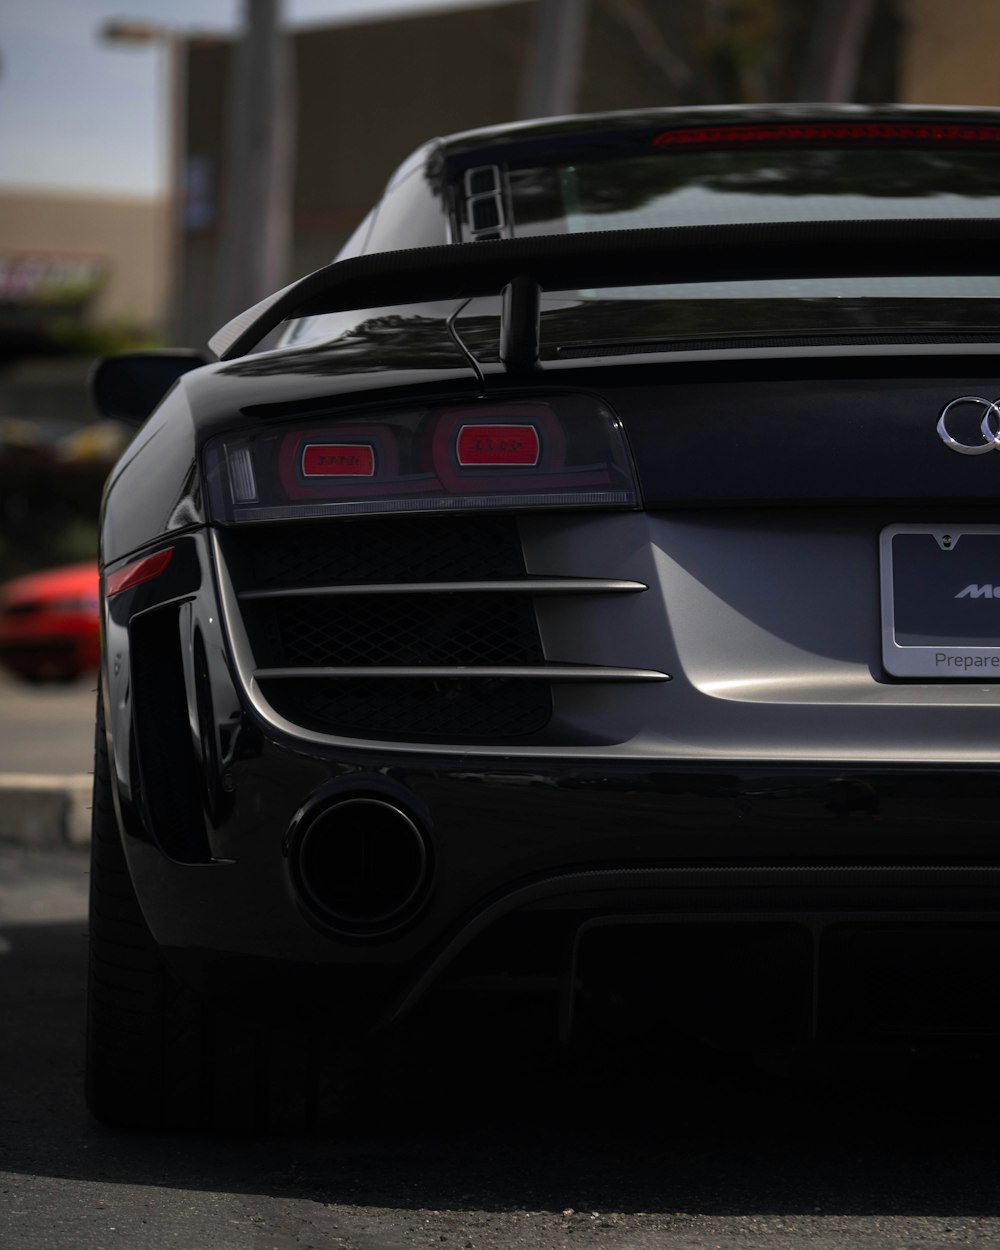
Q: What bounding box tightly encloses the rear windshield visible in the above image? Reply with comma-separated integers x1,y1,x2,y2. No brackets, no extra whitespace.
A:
293,130,1000,351
499,145,1000,237
454,134,1000,320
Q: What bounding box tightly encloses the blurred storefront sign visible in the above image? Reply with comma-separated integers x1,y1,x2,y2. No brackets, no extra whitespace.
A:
0,252,107,308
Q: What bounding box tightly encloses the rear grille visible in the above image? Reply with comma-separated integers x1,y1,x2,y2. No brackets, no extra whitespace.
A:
250,594,542,669
216,516,662,744
245,514,522,586
222,516,551,740
269,676,550,738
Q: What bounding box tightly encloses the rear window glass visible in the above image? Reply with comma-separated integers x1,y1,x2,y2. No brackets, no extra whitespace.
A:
452,138,1000,316
502,147,1000,237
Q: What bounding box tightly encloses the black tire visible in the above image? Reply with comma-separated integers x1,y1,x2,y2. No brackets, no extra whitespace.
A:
85,689,366,1132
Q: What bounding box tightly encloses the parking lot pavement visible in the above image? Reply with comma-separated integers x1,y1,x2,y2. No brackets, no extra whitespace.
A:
0,670,95,775
0,771,92,848
0,671,94,847
4,859,1000,1249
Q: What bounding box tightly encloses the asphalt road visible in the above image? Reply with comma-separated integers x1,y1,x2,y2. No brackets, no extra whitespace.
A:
4,844,1000,1249
0,670,95,776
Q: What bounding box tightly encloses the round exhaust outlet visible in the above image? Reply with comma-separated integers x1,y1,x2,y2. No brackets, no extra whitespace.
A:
293,797,430,933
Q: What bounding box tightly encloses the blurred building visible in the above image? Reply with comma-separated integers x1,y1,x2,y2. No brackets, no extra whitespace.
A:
0,189,168,356
176,0,828,345
179,1,540,345
3,0,992,354
187,0,1000,346
897,0,1000,107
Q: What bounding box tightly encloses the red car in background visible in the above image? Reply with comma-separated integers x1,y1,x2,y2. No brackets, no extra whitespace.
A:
0,562,100,682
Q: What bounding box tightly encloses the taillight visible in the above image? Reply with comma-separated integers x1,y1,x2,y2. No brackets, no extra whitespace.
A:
652,121,1000,150
205,396,638,522
105,548,174,598
455,424,540,467
301,443,376,477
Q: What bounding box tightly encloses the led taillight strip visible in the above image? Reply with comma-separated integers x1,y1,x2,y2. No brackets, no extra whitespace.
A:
652,121,1000,149
106,548,173,599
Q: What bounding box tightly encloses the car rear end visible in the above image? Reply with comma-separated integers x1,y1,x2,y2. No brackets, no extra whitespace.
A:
92,112,1000,1125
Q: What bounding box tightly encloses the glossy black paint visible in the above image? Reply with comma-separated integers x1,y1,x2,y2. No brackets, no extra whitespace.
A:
90,349,210,424
601,359,1000,508
213,219,1000,361
94,104,1000,1048
127,729,1000,1027
99,339,479,566
435,102,1000,171
100,524,1000,1030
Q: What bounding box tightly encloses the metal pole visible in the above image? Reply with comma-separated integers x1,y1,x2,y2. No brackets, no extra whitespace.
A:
164,34,187,345
214,0,296,328
98,21,190,344
519,0,590,119
799,0,875,102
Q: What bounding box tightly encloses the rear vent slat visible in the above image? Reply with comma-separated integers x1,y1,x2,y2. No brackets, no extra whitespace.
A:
254,665,667,681
221,517,553,740
239,577,646,601
217,517,657,743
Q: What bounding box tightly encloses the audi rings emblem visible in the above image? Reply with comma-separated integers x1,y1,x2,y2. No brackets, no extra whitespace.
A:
937,396,1000,455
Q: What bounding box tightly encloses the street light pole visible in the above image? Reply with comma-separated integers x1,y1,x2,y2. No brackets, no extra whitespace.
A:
519,0,590,119
103,5,296,344
99,20,188,346
213,0,296,329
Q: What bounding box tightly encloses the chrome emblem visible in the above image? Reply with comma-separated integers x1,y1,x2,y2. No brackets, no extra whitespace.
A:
937,396,1000,455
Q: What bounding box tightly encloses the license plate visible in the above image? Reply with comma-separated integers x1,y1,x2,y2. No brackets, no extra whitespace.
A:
881,524,1000,678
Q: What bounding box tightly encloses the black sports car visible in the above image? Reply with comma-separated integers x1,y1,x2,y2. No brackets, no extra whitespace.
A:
89,105,1000,1129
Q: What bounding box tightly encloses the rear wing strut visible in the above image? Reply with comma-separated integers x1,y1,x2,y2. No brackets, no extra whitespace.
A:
208,218,1000,369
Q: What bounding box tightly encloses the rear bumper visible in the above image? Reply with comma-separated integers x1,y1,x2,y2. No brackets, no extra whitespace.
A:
119,740,1000,1040
101,529,1000,1042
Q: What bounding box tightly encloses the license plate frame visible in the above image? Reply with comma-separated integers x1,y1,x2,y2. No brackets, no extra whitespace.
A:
881,523,1000,678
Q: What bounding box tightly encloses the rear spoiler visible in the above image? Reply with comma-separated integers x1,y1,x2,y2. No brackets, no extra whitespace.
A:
208,218,1000,370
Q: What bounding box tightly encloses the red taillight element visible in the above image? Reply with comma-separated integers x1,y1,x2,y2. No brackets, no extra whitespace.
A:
277,424,400,500
456,424,540,467
302,443,376,477
652,121,1000,150
105,548,173,599
207,396,639,521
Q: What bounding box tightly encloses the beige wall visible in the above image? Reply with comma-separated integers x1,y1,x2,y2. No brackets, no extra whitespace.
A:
0,189,168,330
898,0,1000,105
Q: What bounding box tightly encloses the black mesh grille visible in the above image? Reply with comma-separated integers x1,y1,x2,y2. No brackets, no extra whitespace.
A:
223,516,551,741
250,594,541,669
267,677,551,739
235,515,524,588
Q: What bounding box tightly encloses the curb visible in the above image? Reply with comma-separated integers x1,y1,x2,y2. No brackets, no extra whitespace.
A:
0,774,92,849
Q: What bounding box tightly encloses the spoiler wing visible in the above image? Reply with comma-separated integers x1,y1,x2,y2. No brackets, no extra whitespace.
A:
208,218,1000,368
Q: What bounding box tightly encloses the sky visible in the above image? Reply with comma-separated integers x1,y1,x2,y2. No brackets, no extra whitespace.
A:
0,0,512,196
